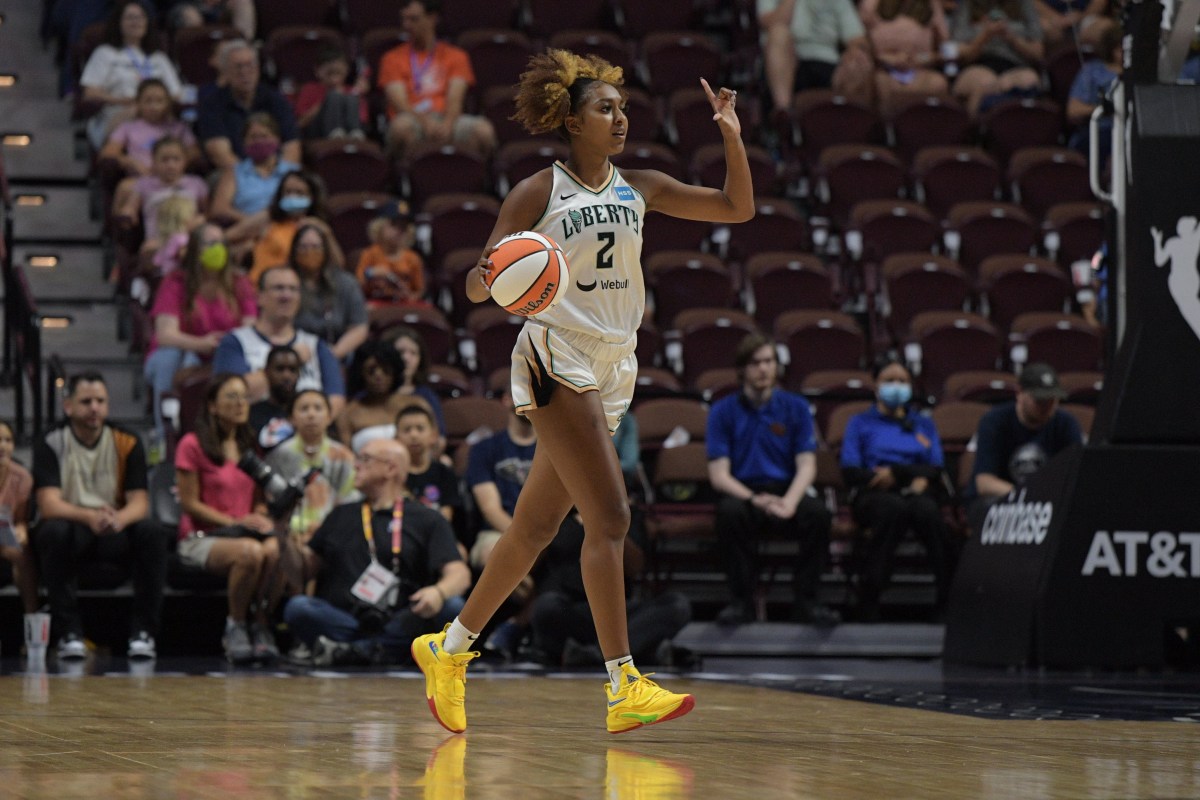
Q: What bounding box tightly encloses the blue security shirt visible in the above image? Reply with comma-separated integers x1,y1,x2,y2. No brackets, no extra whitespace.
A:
966,402,1082,499
706,389,817,487
841,404,944,472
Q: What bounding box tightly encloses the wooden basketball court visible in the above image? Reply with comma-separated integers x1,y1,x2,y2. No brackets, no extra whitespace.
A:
1,666,1198,798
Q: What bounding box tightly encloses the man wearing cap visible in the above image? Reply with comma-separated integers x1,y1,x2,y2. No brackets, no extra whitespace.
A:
965,363,1084,531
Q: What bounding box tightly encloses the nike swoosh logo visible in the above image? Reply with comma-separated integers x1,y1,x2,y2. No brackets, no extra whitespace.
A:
607,698,626,707
576,280,597,292
428,641,439,657
560,193,577,200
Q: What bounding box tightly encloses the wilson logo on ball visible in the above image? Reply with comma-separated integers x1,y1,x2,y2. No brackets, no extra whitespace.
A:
485,231,570,317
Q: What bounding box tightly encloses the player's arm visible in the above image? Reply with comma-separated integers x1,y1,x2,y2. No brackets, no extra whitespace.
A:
465,169,553,303
624,79,754,223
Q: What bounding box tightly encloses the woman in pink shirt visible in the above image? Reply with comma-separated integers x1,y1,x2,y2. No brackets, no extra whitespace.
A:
175,373,281,664
144,223,257,435
0,419,39,619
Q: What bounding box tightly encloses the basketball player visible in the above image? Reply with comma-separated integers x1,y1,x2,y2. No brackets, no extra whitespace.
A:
413,50,753,733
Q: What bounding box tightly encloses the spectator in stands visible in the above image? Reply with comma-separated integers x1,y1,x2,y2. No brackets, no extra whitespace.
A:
397,402,461,540
174,373,281,664
210,115,301,248
0,420,40,618
280,438,470,666
758,0,870,118
465,389,535,576
381,325,448,440
249,344,300,449
147,194,201,277
33,372,170,660
79,1,183,149
355,201,428,307
288,224,369,361
196,39,301,170
859,0,952,116
144,223,257,435
99,77,199,176
949,0,1045,117
965,362,1083,531
167,0,256,41
1034,0,1109,49
707,333,839,626
335,340,436,452
213,265,347,419
840,360,950,621
377,0,497,160
611,409,641,493
265,389,358,544
245,171,344,282
1066,24,1122,156
112,135,209,250
528,512,691,668
293,45,369,140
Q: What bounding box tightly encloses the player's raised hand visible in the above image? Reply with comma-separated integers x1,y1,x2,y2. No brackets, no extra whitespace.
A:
701,78,741,137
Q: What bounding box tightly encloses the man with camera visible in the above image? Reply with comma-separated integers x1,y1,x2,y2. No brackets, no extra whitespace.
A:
281,438,470,666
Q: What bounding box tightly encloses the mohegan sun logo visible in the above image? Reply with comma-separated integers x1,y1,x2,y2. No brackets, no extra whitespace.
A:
1152,216,1200,342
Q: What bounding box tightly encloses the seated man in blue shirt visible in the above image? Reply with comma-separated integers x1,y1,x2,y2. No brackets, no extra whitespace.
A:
841,361,949,621
965,362,1083,532
707,333,838,626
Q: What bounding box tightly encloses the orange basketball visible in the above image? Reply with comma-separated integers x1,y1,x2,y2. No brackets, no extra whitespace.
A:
485,231,569,317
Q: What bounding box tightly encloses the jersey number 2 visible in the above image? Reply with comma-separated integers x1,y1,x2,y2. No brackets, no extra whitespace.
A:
576,232,614,292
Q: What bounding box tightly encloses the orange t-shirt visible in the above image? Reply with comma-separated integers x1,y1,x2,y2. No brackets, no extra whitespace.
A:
356,244,426,300
376,41,475,118
249,220,300,285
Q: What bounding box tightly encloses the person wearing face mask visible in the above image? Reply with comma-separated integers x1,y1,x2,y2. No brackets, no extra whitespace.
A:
143,223,258,437
246,170,345,284
196,39,300,170
840,360,950,621
211,114,298,223
287,224,368,361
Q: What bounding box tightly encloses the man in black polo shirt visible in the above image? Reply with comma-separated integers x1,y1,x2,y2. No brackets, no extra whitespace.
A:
196,40,300,169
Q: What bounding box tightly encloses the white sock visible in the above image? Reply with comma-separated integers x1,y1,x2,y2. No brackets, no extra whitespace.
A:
605,655,634,694
443,618,480,655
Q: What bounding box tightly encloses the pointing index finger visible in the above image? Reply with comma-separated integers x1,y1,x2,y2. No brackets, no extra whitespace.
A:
699,77,716,102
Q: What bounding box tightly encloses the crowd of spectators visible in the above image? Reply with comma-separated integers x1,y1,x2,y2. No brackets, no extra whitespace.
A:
15,0,1165,659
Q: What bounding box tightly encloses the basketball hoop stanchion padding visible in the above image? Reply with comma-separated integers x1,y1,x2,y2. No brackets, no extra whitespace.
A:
944,59,1200,667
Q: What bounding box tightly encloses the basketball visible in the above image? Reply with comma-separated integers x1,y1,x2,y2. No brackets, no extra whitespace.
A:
485,231,569,317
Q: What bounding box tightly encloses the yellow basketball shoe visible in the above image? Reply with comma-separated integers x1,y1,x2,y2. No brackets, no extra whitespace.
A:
412,624,480,734
605,663,695,734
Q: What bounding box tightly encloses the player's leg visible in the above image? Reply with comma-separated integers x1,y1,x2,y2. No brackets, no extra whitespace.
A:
456,446,576,632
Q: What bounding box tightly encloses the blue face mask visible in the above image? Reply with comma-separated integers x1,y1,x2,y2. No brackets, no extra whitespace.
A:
879,382,912,409
279,195,312,214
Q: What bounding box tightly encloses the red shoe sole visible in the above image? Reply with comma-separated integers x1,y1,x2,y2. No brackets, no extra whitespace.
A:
610,694,696,735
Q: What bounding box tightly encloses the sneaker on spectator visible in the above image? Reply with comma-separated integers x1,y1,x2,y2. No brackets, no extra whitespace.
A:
286,642,313,666
313,635,372,667
127,631,157,660
57,633,87,661
251,623,279,662
223,621,254,665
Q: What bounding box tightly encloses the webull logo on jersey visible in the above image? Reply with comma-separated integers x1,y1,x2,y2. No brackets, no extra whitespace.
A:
1081,531,1200,577
511,281,558,316
561,203,641,239
979,490,1053,545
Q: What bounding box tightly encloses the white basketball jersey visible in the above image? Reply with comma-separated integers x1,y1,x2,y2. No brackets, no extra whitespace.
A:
529,161,646,350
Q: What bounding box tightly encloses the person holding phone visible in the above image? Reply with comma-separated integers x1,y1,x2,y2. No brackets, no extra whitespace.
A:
949,0,1045,116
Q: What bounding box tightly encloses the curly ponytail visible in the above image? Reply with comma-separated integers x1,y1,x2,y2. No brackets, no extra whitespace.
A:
511,49,625,139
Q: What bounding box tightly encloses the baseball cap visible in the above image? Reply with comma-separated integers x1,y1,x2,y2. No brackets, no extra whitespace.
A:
1019,362,1067,400
380,199,412,224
